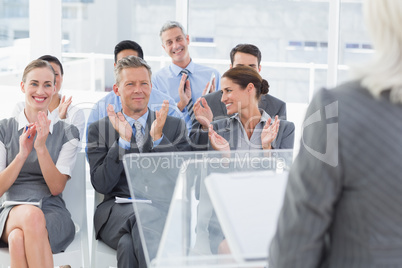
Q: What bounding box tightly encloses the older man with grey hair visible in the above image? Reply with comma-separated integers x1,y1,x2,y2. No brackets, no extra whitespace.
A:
151,20,221,131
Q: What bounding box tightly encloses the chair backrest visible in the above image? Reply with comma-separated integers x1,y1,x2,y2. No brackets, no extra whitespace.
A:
91,189,118,268
54,150,90,267
63,151,87,231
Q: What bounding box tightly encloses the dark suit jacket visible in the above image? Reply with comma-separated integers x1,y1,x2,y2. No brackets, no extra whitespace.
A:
87,110,191,236
201,90,287,122
191,114,295,151
269,81,402,267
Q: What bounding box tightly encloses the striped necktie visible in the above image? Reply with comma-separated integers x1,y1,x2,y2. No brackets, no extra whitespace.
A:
133,121,144,153
180,69,195,122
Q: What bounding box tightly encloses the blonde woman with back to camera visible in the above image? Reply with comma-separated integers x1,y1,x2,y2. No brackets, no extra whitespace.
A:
269,0,402,267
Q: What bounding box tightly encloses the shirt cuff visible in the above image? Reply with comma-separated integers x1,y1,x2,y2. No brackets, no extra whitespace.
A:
118,138,131,150
152,135,164,147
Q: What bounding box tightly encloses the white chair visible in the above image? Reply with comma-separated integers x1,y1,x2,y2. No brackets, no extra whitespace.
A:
90,191,117,268
0,151,90,268
0,243,10,268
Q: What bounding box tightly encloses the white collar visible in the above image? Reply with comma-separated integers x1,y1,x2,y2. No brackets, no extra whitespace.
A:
17,109,55,134
233,108,270,124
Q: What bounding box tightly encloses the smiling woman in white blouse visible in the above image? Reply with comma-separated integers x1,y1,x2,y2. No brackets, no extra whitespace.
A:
12,55,85,141
0,59,80,267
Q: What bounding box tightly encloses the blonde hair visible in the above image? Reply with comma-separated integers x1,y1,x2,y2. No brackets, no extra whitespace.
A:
353,0,402,103
22,59,55,84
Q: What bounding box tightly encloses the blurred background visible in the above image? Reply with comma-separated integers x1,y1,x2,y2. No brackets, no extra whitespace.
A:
0,0,371,149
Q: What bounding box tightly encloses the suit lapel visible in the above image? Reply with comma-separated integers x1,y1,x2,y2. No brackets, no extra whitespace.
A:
101,117,123,150
217,117,238,151
141,110,155,153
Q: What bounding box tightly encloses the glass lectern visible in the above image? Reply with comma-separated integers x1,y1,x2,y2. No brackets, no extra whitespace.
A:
123,150,293,268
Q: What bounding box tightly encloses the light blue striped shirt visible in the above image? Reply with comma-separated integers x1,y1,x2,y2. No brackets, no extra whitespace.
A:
152,60,221,126
117,109,163,149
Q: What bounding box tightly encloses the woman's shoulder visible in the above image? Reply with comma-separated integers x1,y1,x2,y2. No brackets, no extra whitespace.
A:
0,117,18,130
211,116,233,127
52,120,80,141
0,117,18,141
210,116,237,132
315,80,367,102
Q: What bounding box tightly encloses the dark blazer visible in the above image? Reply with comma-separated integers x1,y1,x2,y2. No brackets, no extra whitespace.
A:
191,114,295,151
200,90,287,122
87,110,191,236
269,81,402,267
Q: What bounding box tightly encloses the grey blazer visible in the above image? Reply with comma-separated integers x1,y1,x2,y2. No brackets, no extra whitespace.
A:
87,110,191,237
191,114,295,151
200,90,287,122
269,80,402,267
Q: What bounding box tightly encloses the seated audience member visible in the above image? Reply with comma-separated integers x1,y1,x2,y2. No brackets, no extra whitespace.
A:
13,55,85,140
269,1,402,267
191,66,294,254
0,59,80,267
86,40,186,133
193,43,287,132
152,20,221,127
191,66,294,151
87,56,190,268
